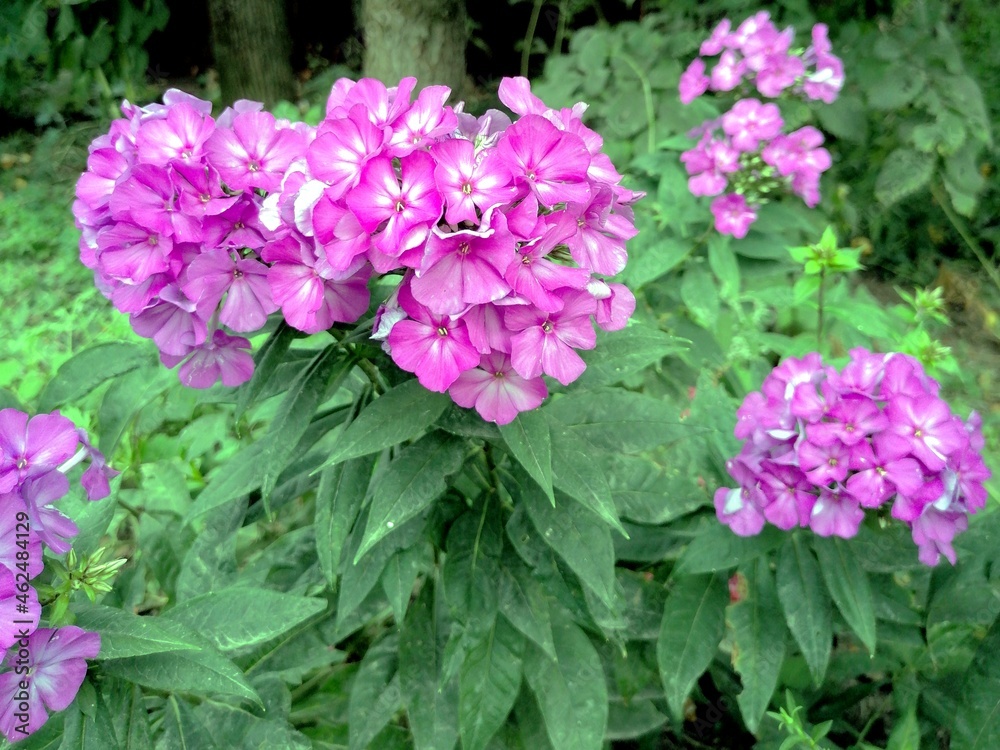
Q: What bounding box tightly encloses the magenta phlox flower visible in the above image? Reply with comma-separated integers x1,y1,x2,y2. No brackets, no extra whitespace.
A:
205,110,305,193
411,209,514,314
759,462,814,529
454,106,512,146
262,233,371,334
809,485,865,538
710,50,746,91
326,77,416,128
565,188,635,276
308,104,387,199
130,283,208,356
214,98,264,129
680,59,711,105
348,152,443,258
880,354,940,400
714,459,767,536
0,627,101,742
75,148,130,218
911,505,967,566
507,289,596,385
0,566,39,651
449,351,548,425
16,472,77,555
135,102,215,167
171,161,240,218
182,249,277,331
311,190,372,272
721,99,783,152
386,283,480,392
592,281,635,332
742,25,794,71
886,395,966,472
387,85,458,156
710,193,756,238
798,438,851,486
160,329,255,389
497,76,550,117
462,302,513,354
701,19,733,56
95,221,172,284
505,213,590,312
496,115,592,207
75,430,119,502
0,411,79,493
0,497,43,580
756,53,805,97
433,138,516,226
807,396,888,447
200,197,267,251
110,164,200,242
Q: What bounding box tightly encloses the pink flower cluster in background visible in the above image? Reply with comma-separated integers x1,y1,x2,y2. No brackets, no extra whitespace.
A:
715,349,991,566
74,78,642,424
0,410,108,741
679,13,842,237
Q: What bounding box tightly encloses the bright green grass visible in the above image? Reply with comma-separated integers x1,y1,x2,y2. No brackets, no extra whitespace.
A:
0,130,138,407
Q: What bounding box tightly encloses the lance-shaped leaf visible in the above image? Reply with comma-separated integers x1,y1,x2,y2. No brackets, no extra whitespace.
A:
443,505,504,626
498,553,556,660
575,323,684,388
776,534,832,685
499,411,554,505
546,389,689,453
315,455,377,587
348,635,401,750
676,522,785,575
550,427,626,536
657,573,728,720
235,321,298,417
320,379,451,469
162,586,327,653
952,614,1000,750
459,616,525,750
400,585,459,750
355,431,466,562
524,620,608,750
38,342,150,411
73,605,202,660
729,559,787,732
97,365,173,453
813,536,877,655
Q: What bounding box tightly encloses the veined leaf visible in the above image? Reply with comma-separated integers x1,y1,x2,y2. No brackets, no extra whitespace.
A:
38,342,150,411
499,410,554,505
952,614,1000,750
73,605,202,660
813,536,877,655
458,616,525,750
656,573,728,720
315,455,377,587
776,534,832,685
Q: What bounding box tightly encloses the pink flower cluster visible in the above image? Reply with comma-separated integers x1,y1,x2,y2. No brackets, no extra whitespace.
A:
679,13,842,237
74,78,642,425
679,14,843,105
715,349,991,566
0,410,109,741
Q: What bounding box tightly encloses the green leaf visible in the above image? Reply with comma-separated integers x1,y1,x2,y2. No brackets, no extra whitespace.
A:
315,455,377,587
499,411,554,505
97,365,172,453
546,389,688,454
813,536,877,655
550,428,625,535
162,587,327,653
176,496,245,600
235,322,298,416
867,64,926,110
951,614,1000,750
575,323,684,388
100,630,262,706
105,680,154,750
607,454,706,526
657,573,728,720
498,553,556,660
775,534,832,685
157,696,214,749
59,688,120,750
321,379,450,468
355,431,466,562
381,543,427,624
875,148,935,207
260,346,352,503
73,605,201,660
886,707,921,750
400,585,459,750
676,522,785,574
194,701,312,749
59,482,119,556
681,265,719,328
38,342,150,411
729,560,787,732
459,616,525,750
514,468,617,610
348,635,402,750
443,506,504,626
524,621,608,750
708,235,740,299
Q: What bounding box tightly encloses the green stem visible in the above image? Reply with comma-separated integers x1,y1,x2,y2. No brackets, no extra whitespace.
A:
614,52,656,153
930,182,1000,294
817,266,826,353
521,0,544,78
552,0,568,57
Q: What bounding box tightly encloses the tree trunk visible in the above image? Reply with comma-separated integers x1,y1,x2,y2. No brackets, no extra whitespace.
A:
361,0,469,96
208,0,296,107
